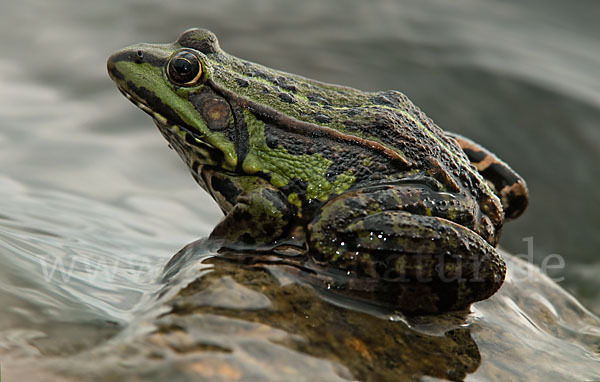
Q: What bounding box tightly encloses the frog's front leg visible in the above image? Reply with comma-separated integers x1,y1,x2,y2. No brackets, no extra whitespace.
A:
307,187,506,313
203,171,293,247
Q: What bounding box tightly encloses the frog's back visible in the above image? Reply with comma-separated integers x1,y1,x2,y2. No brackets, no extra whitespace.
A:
182,30,457,162
206,49,462,160
180,29,495,208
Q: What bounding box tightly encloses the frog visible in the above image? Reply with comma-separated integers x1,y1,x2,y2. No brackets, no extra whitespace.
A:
107,28,528,314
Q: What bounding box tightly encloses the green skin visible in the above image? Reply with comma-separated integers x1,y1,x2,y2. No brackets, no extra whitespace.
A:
107,29,529,313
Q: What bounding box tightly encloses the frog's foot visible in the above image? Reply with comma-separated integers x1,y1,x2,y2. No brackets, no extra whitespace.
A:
208,182,294,250
308,196,506,313
447,132,529,220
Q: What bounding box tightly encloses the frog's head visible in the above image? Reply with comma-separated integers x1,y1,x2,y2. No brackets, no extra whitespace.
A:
107,29,244,173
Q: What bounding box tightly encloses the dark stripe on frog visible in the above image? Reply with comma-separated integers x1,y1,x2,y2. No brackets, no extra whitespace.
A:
480,163,528,219
123,80,228,168
480,163,520,191
229,102,250,172
205,79,412,168
202,81,250,172
107,64,125,81
126,80,190,128
451,135,520,189
188,87,249,170
449,132,528,219
462,145,529,218
502,192,528,220
461,147,488,163
209,172,243,206
109,50,165,68
123,80,224,166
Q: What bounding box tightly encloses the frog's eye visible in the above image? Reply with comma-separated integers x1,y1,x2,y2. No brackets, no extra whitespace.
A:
167,50,203,86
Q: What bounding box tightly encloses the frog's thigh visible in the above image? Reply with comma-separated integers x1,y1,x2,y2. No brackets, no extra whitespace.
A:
308,198,505,308
447,132,528,219
209,180,291,245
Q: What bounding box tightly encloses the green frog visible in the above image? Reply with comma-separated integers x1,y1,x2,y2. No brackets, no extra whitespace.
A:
107,29,528,313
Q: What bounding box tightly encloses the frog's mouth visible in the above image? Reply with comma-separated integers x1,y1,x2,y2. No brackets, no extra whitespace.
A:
116,86,221,165
117,87,169,127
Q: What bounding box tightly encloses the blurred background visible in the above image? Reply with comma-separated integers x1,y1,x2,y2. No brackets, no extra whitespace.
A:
1,0,599,331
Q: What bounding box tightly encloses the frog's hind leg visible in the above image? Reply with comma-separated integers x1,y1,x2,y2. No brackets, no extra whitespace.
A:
307,189,506,314
447,132,528,219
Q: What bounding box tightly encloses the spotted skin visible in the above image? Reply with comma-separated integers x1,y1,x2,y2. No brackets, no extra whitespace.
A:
447,133,529,220
107,29,529,313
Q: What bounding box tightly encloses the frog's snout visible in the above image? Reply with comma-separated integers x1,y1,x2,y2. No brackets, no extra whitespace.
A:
106,54,118,81
107,47,147,82
106,51,125,81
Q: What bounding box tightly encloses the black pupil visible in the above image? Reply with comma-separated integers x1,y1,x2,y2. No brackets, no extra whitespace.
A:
174,58,192,74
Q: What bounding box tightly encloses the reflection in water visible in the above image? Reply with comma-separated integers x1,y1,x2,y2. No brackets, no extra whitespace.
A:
32,240,595,381
161,253,482,381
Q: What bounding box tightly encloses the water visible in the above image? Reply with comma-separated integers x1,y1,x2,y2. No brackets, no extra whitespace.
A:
1,0,599,379
6,244,598,380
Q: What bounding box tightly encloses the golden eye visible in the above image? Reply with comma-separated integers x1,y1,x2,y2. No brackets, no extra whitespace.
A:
167,50,203,86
